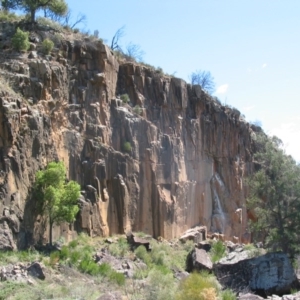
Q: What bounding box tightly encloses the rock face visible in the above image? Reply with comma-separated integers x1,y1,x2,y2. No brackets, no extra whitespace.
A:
215,252,298,295
0,23,257,248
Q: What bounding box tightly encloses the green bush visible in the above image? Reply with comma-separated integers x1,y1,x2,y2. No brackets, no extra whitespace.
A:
176,271,220,300
109,271,125,286
79,257,100,275
42,38,54,54
36,17,64,31
146,269,177,300
210,240,226,263
221,289,237,300
123,141,132,153
11,28,30,51
135,245,151,266
133,105,142,115
120,94,130,103
108,237,129,257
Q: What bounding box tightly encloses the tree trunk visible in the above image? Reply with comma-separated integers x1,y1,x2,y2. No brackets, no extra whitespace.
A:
49,220,53,246
30,9,36,23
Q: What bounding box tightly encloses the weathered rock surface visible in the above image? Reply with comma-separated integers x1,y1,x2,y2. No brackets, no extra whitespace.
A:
186,247,213,272
179,226,207,243
215,252,298,295
0,22,257,248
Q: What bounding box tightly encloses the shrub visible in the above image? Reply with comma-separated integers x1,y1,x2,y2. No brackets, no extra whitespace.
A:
37,17,64,31
146,268,177,300
120,93,130,103
108,237,129,257
133,105,142,115
11,28,30,51
221,289,237,300
123,141,132,153
244,244,262,258
176,271,220,300
210,240,226,263
42,38,54,54
135,245,151,266
109,271,125,286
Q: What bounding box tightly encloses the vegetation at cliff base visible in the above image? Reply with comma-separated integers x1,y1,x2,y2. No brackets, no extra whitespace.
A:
34,162,80,246
247,133,300,258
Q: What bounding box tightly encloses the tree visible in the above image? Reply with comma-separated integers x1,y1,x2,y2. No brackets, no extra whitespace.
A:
19,0,68,23
190,70,215,94
247,133,300,258
111,25,125,51
34,162,80,246
1,0,21,11
124,42,144,62
44,8,86,29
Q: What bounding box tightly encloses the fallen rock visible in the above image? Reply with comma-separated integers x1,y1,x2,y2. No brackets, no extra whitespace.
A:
27,262,45,280
197,240,211,252
179,226,207,243
215,252,298,296
238,294,264,300
186,248,213,272
126,232,152,250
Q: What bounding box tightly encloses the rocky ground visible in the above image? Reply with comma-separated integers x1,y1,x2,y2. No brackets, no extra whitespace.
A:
1,230,300,300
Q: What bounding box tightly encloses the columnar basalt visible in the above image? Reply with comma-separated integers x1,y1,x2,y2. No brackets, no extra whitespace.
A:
0,24,256,248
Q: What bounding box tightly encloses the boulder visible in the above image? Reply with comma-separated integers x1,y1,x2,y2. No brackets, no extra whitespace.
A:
179,226,207,243
197,240,211,252
27,262,45,280
186,248,213,272
126,232,152,250
238,294,264,300
215,252,298,296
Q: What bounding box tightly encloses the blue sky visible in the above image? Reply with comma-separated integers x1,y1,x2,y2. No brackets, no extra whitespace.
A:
66,0,300,161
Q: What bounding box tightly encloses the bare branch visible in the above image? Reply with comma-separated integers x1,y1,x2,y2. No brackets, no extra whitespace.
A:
124,42,144,62
111,25,125,51
190,70,215,94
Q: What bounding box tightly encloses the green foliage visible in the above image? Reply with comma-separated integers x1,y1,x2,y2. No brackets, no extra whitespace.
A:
0,9,22,21
134,240,189,272
108,237,130,257
145,268,177,300
210,240,226,263
36,16,64,31
0,281,27,300
243,243,262,258
135,245,151,266
247,133,300,257
11,28,30,51
175,271,220,300
42,38,54,54
221,289,237,300
0,250,41,266
123,141,132,153
133,105,142,115
20,0,68,23
34,162,80,245
120,93,130,103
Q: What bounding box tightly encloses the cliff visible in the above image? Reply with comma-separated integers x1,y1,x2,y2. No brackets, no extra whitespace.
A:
0,22,256,249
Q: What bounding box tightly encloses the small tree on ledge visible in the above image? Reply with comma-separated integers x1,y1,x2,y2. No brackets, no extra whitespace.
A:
34,161,80,246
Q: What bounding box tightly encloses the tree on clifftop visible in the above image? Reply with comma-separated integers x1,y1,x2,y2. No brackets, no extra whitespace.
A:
247,133,300,258
34,162,80,246
18,0,68,23
190,70,215,95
